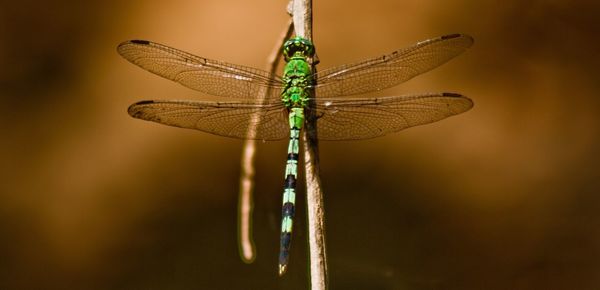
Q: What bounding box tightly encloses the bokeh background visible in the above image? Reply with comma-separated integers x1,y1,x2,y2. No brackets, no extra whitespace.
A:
1,0,599,289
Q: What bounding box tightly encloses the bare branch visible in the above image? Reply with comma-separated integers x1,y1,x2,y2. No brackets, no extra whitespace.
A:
291,0,329,289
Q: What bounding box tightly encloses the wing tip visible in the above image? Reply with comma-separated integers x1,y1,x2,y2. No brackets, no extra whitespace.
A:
127,100,156,118
117,39,151,46
130,39,150,45
116,39,151,54
442,92,464,98
442,92,474,111
441,33,474,46
441,33,461,40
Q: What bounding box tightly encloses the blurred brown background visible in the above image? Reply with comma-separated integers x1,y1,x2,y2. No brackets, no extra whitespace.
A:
1,0,599,289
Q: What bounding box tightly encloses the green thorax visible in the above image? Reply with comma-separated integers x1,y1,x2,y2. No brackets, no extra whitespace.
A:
281,37,315,108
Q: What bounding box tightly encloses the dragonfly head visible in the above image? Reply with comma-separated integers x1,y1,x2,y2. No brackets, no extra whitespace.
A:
283,37,315,61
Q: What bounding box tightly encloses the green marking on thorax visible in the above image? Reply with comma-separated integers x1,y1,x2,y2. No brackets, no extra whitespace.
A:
281,37,315,109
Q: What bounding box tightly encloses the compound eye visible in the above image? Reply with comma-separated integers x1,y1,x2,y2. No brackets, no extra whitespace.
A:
283,37,315,60
297,39,315,57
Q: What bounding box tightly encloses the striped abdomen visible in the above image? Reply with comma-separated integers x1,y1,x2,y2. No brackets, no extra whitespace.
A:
278,108,304,276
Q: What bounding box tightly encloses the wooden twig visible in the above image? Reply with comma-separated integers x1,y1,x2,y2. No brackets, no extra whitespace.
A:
238,20,294,263
290,0,329,289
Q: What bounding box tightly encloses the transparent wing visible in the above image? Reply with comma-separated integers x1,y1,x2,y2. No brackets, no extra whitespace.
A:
118,40,284,100
128,99,289,140
312,93,473,140
314,34,473,98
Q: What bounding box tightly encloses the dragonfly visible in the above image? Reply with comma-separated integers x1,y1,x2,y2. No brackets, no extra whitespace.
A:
117,33,474,276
